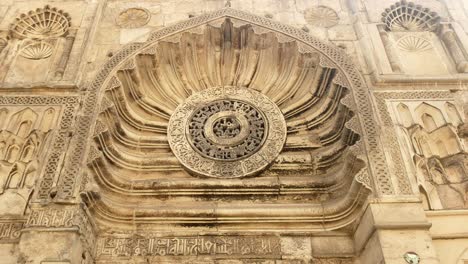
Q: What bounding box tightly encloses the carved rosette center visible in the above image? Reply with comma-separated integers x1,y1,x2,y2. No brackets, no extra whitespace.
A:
168,87,286,178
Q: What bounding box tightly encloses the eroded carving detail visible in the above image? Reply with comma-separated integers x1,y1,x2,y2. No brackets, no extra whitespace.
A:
116,8,150,28
304,6,339,28
0,221,23,241
26,208,75,227
391,99,467,208
96,235,281,258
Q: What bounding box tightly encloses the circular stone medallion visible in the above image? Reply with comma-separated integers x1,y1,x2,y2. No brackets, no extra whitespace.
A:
168,87,287,178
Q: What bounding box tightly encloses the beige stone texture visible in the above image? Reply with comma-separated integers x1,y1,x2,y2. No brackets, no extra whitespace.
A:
0,0,467,263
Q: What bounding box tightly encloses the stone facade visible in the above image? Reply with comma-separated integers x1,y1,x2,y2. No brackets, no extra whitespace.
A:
0,0,467,263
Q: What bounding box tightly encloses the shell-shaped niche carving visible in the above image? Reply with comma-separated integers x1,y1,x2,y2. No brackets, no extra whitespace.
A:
397,35,432,52
116,8,150,28
93,18,361,183
382,1,440,32
86,15,371,232
10,5,71,39
20,41,53,60
304,6,339,28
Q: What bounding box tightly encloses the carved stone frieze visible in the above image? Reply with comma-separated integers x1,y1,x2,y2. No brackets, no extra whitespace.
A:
25,205,97,259
0,220,24,242
96,235,281,258
25,207,75,228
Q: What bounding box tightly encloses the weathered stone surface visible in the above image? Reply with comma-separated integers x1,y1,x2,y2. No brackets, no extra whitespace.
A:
0,0,467,263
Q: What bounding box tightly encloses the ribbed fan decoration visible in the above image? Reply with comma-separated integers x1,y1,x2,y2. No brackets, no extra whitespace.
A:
382,0,440,32
10,5,71,39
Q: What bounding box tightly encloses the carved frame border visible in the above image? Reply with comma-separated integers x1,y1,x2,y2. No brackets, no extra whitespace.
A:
56,7,405,200
0,96,78,201
373,90,455,195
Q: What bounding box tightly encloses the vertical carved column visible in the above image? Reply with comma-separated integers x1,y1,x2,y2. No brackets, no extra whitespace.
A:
0,38,7,54
55,29,77,78
440,25,468,73
378,26,402,73
0,31,12,82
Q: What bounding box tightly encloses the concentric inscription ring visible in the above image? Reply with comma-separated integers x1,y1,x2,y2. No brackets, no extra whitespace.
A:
168,86,287,178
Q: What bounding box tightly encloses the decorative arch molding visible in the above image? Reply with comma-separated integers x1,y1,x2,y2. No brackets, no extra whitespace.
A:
52,8,411,230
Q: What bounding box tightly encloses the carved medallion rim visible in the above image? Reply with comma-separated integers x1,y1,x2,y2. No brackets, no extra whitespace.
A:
167,86,286,178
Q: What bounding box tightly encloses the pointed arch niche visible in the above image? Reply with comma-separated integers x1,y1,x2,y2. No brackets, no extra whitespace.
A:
78,8,395,234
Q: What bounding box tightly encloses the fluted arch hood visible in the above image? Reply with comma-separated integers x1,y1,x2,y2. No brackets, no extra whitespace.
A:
84,8,373,232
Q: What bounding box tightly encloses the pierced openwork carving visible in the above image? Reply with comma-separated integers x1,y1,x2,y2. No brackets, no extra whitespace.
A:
304,6,339,28
168,87,286,178
10,5,71,39
381,1,440,32
188,99,266,160
116,8,150,28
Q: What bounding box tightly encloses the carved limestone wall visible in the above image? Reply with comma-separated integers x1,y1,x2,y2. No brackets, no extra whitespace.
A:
359,0,468,82
0,0,466,263
0,97,78,212
387,97,467,209
0,106,58,214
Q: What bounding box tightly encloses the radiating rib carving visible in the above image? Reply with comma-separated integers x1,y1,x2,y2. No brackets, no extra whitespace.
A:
115,70,173,120
91,18,361,199
106,88,168,133
99,110,169,150
286,84,345,131
95,134,179,171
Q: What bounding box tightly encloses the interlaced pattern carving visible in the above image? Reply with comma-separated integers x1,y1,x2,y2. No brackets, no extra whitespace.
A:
0,96,78,200
374,91,453,195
